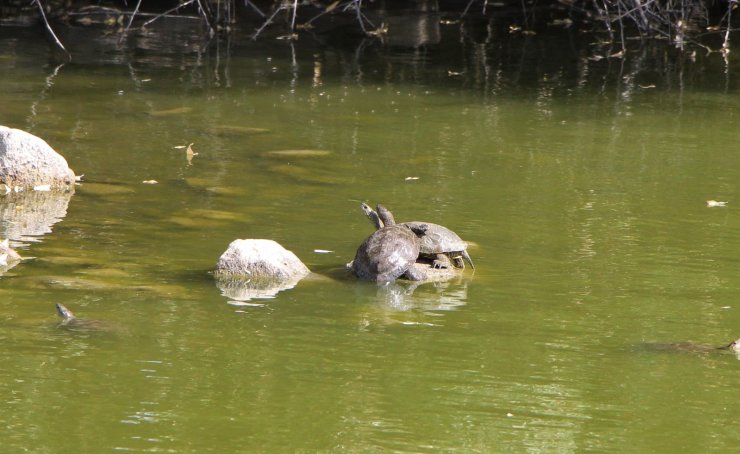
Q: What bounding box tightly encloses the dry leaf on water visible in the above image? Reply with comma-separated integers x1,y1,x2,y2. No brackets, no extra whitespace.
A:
186,143,199,164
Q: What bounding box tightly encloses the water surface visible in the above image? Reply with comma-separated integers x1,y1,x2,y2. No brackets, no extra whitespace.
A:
1,18,740,452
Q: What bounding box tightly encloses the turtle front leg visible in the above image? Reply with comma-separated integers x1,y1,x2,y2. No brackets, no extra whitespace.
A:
403,264,427,281
432,254,453,269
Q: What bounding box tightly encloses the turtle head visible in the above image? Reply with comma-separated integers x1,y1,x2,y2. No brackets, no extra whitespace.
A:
55,303,75,321
376,204,396,226
361,203,384,229
716,339,740,352
726,339,740,352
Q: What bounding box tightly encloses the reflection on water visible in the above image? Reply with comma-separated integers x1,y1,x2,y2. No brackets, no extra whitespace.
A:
214,274,304,302
0,190,73,242
2,11,740,453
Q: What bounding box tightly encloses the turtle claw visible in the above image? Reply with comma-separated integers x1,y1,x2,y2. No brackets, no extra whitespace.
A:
432,259,449,269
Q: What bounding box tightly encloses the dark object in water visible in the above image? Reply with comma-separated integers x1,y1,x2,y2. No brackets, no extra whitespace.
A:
350,203,427,283
640,339,740,354
55,303,109,332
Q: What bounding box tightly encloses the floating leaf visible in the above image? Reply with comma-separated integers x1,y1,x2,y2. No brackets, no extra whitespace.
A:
186,143,198,164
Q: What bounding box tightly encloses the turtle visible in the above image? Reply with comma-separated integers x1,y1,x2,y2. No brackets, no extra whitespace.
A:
367,204,475,270
55,303,110,332
350,203,428,283
639,339,740,354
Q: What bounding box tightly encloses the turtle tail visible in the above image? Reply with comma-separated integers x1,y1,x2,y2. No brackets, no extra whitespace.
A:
463,250,475,270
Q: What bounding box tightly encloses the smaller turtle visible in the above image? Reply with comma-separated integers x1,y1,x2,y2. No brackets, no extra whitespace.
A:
640,339,740,354
350,203,427,283
55,303,110,332
368,204,475,270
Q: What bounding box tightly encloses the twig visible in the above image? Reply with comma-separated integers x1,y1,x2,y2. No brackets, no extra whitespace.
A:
291,0,298,31
343,0,374,33
244,0,266,18
722,0,734,53
251,4,287,40
304,0,349,27
143,0,197,27
461,0,480,17
196,0,216,34
123,0,143,37
33,0,71,61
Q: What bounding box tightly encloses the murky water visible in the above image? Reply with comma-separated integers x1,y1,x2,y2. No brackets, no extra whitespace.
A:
2,15,740,452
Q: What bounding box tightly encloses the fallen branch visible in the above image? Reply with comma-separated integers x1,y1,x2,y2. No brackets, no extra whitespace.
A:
143,0,197,27
122,0,143,37
33,0,71,61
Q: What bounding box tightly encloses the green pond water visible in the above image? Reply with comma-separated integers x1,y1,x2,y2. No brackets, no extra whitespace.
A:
2,19,740,452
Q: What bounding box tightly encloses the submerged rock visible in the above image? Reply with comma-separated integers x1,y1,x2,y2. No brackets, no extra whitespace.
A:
214,239,310,280
0,126,76,190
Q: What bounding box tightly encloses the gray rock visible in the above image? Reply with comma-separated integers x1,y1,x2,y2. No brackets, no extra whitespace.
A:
0,126,76,190
214,239,310,280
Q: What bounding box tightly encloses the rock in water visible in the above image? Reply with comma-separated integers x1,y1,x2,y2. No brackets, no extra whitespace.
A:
214,239,310,280
0,126,76,190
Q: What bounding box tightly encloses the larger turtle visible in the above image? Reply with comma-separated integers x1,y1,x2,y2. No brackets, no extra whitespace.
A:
350,203,428,283
368,204,475,270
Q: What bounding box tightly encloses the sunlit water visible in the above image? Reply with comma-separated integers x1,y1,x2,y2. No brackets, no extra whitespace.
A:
2,17,740,452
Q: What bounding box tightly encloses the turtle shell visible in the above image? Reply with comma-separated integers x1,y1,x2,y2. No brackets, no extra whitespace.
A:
351,225,422,283
402,222,467,255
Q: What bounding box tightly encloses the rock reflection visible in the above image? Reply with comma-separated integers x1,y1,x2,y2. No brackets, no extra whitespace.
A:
0,189,73,242
214,274,304,303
